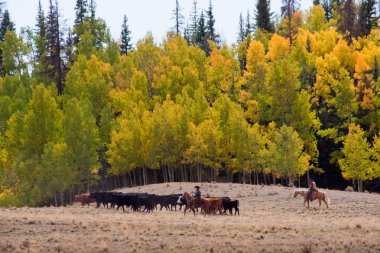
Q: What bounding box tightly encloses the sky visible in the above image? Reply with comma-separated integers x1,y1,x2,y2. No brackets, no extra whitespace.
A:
7,0,313,45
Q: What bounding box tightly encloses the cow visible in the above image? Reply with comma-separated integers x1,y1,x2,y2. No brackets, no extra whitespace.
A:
202,198,223,216
222,199,239,215
74,193,95,206
158,194,182,211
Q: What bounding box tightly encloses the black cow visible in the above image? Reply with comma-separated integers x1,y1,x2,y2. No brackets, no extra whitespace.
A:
158,194,182,211
89,192,107,208
222,199,239,215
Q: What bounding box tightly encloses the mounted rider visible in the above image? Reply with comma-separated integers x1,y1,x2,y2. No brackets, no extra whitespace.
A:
193,186,202,205
307,179,317,201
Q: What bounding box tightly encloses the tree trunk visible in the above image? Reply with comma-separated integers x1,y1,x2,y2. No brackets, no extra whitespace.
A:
133,170,137,186
358,179,363,192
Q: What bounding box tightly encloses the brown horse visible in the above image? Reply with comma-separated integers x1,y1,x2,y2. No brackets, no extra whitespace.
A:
182,192,203,216
294,190,330,209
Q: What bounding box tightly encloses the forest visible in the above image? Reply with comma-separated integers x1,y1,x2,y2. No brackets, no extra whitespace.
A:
0,0,380,207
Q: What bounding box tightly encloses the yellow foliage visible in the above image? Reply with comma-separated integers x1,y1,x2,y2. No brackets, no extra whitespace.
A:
306,5,327,32
312,29,341,57
246,40,265,75
332,39,355,71
266,34,290,61
354,53,370,80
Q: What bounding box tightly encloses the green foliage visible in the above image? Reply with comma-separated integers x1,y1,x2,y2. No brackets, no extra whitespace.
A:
2,2,380,205
339,124,374,191
265,125,310,181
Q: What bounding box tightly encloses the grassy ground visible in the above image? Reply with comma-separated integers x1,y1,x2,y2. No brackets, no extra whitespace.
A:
1,182,380,253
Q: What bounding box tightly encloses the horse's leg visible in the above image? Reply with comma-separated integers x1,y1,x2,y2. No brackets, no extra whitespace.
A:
319,199,321,207
184,206,188,216
323,197,329,209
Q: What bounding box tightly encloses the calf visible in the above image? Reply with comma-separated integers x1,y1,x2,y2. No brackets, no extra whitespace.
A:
222,199,239,215
74,193,95,206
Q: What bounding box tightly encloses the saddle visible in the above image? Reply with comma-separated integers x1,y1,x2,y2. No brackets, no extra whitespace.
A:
308,189,318,201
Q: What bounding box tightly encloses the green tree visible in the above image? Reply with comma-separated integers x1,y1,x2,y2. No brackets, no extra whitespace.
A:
74,0,88,44
62,98,99,191
206,0,219,47
339,124,373,192
120,15,132,55
255,0,274,33
46,0,64,94
195,11,208,54
356,0,378,37
237,13,245,42
38,142,74,206
1,31,29,76
0,9,15,77
266,125,309,184
34,0,50,83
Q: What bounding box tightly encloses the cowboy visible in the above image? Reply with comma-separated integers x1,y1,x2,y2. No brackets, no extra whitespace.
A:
307,179,317,201
193,186,202,205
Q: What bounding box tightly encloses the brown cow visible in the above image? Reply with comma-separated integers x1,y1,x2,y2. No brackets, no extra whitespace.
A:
74,193,95,206
202,198,223,216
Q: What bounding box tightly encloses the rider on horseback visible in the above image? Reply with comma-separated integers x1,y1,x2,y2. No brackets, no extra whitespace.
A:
193,186,202,205
307,179,317,201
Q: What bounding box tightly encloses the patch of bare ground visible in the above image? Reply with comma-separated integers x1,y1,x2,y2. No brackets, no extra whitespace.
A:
1,183,380,253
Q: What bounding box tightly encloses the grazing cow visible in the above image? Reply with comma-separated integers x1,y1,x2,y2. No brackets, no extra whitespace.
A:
222,199,239,215
74,193,95,206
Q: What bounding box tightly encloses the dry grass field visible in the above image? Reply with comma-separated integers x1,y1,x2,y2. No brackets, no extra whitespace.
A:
1,182,380,253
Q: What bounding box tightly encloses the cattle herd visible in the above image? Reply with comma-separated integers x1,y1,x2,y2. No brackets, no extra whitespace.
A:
74,191,240,216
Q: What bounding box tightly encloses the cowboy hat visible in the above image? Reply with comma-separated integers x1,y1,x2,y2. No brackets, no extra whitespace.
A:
194,186,200,189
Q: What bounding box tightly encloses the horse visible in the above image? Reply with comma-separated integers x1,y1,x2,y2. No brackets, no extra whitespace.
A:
182,192,203,216
294,190,330,209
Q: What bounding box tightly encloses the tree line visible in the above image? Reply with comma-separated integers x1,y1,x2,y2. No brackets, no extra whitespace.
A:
0,0,380,207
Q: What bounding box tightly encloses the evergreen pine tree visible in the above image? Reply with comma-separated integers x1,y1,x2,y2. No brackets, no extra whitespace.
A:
74,0,88,44
322,0,332,20
46,0,64,94
313,0,321,5
0,9,15,76
206,0,219,43
34,0,51,82
184,22,191,44
245,11,252,36
238,13,245,42
35,0,47,61
89,0,96,23
172,0,184,35
189,0,198,45
120,15,132,55
356,0,377,37
74,0,88,27
0,10,15,41
255,0,274,33
65,28,74,65
196,11,208,53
